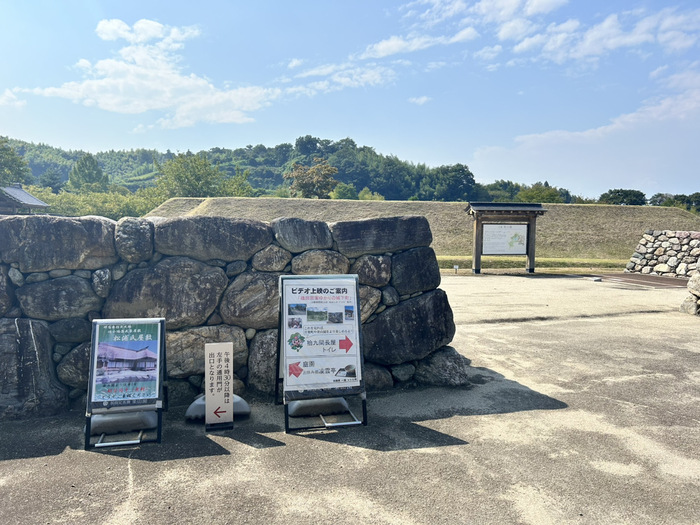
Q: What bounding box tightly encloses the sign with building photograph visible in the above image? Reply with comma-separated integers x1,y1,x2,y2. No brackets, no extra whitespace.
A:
482,223,528,255
279,275,363,396
87,319,165,410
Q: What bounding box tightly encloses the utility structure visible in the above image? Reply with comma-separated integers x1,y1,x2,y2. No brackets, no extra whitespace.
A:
466,202,547,274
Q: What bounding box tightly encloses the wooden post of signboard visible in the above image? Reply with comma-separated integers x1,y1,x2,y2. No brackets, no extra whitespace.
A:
526,215,537,273
84,318,166,450
277,274,367,433
472,217,483,274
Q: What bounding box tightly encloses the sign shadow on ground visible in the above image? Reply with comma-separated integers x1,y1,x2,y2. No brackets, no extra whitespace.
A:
294,366,567,452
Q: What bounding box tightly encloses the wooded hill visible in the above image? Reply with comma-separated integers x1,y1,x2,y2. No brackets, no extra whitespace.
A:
6,135,483,202
147,198,700,259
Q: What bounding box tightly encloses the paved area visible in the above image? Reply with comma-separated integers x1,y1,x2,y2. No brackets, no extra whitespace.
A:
1,273,698,524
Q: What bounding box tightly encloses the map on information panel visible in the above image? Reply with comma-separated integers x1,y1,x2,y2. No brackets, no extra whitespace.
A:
482,224,528,255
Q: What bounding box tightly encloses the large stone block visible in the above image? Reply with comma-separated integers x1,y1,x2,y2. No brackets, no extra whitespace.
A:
154,216,272,262
351,255,391,287
0,265,14,317
219,272,280,329
330,216,432,258
49,318,92,343
359,285,382,322
414,346,471,386
56,342,91,389
166,325,248,378
0,215,118,272
103,257,228,330
252,245,292,272
115,217,154,263
390,247,441,296
247,329,279,395
362,289,455,365
0,319,68,420
291,249,350,275
271,217,333,253
688,273,700,298
16,275,104,321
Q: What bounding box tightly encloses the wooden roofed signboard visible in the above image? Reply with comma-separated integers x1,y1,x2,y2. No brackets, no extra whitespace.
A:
466,202,547,274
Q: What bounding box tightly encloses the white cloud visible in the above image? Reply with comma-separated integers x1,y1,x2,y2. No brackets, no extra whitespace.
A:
25,19,279,127
408,95,432,105
470,0,522,24
405,0,469,27
474,44,503,60
524,0,567,16
0,89,26,108
96,19,171,44
360,26,478,59
498,18,536,41
471,69,700,197
287,58,304,69
451,26,480,42
360,34,441,59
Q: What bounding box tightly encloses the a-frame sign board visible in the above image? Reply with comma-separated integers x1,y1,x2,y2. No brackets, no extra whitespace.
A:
276,275,367,433
85,318,166,450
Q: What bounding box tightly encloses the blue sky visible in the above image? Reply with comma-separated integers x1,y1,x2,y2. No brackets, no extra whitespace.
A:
1,1,699,199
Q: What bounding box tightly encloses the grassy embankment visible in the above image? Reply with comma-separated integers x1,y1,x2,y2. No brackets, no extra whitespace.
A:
147,198,700,273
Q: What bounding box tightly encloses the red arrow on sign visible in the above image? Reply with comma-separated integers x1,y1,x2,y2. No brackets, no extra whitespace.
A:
213,406,227,418
339,336,353,353
289,362,303,378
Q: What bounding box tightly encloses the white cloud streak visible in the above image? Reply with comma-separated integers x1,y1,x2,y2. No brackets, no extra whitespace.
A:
0,89,26,108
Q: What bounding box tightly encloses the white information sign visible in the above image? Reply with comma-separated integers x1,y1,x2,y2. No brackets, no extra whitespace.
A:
205,342,234,428
483,224,528,255
280,275,362,394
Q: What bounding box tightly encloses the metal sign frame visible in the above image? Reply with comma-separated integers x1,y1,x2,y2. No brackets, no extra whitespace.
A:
85,318,167,450
276,274,367,432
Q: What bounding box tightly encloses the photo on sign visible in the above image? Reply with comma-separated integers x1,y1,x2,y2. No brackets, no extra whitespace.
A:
92,336,160,403
288,317,303,329
307,306,328,322
345,306,355,320
328,311,344,324
288,303,307,316
335,365,356,378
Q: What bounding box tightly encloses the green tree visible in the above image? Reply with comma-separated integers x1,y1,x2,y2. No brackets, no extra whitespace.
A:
516,182,564,203
598,189,646,205
221,169,255,197
330,182,359,200
358,187,385,200
68,153,108,192
38,168,65,193
283,158,338,199
420,164,476,201
0,137,33,186
155,152,230,198
482,180,524,202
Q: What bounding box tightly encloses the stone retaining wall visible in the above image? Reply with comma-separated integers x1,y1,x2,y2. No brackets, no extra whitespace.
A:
625,230,700,278
680,274,700,316
0,214,466,420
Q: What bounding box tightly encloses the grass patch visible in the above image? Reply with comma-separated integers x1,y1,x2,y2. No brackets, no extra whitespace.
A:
437,256,627,270
148,198,700,261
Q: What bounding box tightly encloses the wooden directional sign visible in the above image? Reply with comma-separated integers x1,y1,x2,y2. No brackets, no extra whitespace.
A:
205,342,234,430
279,275,364,399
